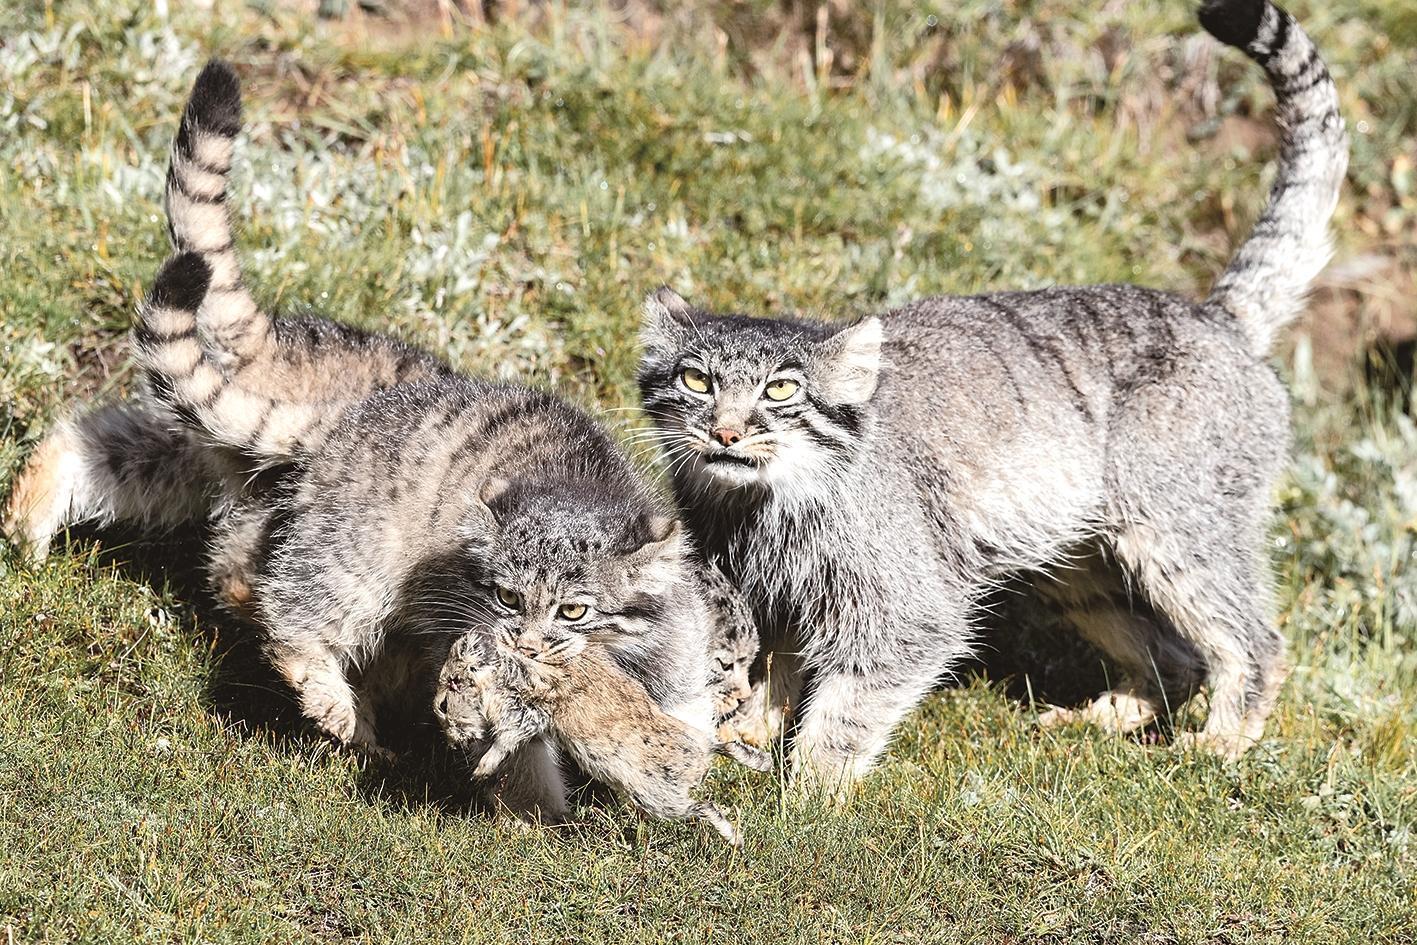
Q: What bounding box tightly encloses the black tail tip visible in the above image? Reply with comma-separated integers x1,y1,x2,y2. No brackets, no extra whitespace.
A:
1199,0,1268,49
185,59,242,136
149,252,212,312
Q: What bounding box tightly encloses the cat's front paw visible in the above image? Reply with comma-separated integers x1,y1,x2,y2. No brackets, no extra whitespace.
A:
301,686,361,745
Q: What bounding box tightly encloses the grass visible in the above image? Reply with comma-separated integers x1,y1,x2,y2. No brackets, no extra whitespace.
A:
2,0,1415,941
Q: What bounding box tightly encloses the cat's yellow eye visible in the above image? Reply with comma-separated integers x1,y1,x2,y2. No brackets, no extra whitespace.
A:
764,378,800,402
558,603,588,621
680,367,711,394
495,587,522,610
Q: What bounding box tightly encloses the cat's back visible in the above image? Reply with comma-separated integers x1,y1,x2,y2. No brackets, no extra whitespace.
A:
275,377,605,564
263,312,451,399
314,374,626,478
875,284,1272,436
883,285,1258,382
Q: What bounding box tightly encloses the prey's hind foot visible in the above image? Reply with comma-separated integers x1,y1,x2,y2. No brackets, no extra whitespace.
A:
1037,689,1159,734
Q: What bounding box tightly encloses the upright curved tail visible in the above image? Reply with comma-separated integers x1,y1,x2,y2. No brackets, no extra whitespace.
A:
134,253,336,463
1199,0,1348,355
166,60,275,368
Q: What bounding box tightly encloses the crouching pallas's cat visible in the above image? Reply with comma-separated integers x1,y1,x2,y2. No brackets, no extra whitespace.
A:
4,61,725,822
638,0,1347,783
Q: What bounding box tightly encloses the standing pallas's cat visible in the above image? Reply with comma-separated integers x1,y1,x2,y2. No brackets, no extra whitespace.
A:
637,0,1347,785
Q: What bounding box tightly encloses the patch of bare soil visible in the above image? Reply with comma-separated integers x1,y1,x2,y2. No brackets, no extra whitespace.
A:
1294,251,1417,398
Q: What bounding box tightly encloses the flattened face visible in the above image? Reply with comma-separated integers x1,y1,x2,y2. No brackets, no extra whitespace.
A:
637,291,882,495
453,486,685,662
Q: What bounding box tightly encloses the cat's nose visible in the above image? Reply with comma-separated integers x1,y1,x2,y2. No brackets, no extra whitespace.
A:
516,631,543,654
711,426,743,447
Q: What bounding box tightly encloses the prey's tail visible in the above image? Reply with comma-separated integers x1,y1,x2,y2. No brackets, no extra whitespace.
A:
134,253,336,462
165,59,275,368
715,740,773,773
1199,0,1348,355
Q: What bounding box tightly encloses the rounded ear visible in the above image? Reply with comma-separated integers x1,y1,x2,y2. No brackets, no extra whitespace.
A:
644,513,679,545
817,317,883,405
640,287,694,353
624,513,685,592
480,476,512,507
461,477,512,545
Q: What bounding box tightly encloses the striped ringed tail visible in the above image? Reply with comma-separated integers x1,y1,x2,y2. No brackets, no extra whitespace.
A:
165,59,273,368
135,252,334,463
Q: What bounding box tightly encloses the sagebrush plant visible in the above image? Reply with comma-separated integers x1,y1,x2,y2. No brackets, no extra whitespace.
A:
1,0,1413,942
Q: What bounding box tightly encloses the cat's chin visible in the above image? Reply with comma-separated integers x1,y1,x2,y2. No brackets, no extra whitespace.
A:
685,444,831,497
689,455,768,490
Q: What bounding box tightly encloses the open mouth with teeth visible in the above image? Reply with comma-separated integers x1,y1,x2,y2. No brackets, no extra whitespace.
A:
704,449,758,467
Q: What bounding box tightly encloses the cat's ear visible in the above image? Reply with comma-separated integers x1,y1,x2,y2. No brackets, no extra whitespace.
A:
480,476,513,508
461,476,511,544
640,287,694,353
642,513,679,545
625,513,684,592
817,317,883,405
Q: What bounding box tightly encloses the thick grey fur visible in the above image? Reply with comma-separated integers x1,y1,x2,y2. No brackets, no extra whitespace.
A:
637,0,1347,783
7,58,731,823
138,252,718,822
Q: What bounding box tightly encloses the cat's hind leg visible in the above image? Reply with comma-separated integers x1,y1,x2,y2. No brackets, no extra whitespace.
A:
268,642,379,750
207,493,279,621
4,401,225,561
1034,551,1205,734
1112,523,1283,760
1105,405,1289,757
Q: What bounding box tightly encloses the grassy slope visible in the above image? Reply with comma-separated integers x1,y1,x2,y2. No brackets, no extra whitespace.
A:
1,1,1414,941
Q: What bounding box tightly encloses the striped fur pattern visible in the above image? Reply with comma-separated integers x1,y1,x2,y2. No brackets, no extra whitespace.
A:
436,629,770,845
133,251,448,464
1200,0,1348,353
5,62,449,559
148,61,451,463
638,0,1343,783
701,555,761,718
135,254,718,822
10,58,728,823
164,60,267,367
